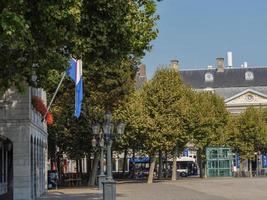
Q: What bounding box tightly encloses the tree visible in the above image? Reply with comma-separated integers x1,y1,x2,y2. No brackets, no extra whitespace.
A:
0,0,80,92
189,91,229,178
140,68,194,183
114,91,150,176
227,107,267,177
47,60,139,185
43,0,159,183
0,0,159,93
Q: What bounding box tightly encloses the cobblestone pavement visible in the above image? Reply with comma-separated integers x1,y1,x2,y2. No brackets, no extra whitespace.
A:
39,178,267,200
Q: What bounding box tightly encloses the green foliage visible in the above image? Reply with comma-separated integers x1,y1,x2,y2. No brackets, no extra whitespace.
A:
227,107,267,160
189,91,230,152
141,68,194,153
114,91,150,151
0,0,159,93
80,0,158,63
115,68,195,154
36,0,159,159
0,0,80,92
48,59,138,159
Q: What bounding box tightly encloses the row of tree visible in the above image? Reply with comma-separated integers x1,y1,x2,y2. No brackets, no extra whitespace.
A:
114,68,267,182
48,66,267,184
6,0,266,184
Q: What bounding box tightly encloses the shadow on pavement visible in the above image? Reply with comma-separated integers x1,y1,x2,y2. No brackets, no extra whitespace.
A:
38,191,102,200
38,188,127,200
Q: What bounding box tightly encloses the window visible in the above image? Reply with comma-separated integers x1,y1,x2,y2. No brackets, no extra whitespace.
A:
245,71,254,80
205,73,213,82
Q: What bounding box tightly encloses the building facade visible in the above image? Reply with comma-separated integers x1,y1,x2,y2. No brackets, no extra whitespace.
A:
0,87,48,200
177,54,267,174
179,57,267,114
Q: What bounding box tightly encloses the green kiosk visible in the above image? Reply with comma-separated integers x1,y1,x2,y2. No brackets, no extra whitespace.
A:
206,147,233,177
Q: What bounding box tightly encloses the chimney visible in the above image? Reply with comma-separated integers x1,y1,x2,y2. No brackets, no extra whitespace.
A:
227,51,233,68
135,64,147,90
138,64,146,77
216,57,224,72
170,59,179,71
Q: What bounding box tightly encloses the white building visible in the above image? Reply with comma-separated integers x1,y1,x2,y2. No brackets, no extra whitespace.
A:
0,87,48,200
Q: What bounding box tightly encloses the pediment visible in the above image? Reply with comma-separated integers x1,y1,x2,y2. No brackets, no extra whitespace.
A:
225,89,267,105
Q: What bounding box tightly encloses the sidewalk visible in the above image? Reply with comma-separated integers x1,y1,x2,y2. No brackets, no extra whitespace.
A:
38,187,102,200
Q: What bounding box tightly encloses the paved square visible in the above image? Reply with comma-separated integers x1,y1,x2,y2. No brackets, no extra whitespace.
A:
117,178,267,200
39,178,267,200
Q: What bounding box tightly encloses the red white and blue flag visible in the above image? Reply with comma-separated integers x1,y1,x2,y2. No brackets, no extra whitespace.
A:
67,58,83,118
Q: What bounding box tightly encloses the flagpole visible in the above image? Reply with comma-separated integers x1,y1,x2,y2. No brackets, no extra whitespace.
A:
43,71,66,120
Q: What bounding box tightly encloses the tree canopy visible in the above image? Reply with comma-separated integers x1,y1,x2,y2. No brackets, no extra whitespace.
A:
227,107,267,160
189,91,229,151
141,68,194,153
0,0,159,93
43,0,159,161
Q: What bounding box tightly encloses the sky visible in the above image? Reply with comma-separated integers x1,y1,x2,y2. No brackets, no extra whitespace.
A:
142,0,267,79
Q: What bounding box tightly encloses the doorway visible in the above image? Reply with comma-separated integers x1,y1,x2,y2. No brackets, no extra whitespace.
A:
0,137,13,200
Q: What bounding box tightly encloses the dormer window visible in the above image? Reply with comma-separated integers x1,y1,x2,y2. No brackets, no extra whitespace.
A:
205,73,213,82
245,71,254,81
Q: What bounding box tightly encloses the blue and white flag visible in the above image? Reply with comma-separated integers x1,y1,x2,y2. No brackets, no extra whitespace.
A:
67,58,83,118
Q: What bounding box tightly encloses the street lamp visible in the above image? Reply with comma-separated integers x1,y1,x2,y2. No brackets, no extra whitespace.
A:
92,111,126,200
92,124,106,189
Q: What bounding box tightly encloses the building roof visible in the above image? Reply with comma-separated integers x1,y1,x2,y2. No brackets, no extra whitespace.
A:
179,67,267,89
212,86,267,99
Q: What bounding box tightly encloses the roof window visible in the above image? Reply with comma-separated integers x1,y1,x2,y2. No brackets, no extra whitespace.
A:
205,73,213,82
245,71,254,81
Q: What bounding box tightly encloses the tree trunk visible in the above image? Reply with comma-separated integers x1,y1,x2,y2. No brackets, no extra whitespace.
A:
122,148,128,176
79,159,83,179
132,148,136,178
240,159,244,177
163,151,168,178
76,159,79,174
171,151,177,181
147,155,156,184
57,154,61,185
249,159,253,178
197,150,206,178
202,158,207,178
158,150,163,180
88,153,100,186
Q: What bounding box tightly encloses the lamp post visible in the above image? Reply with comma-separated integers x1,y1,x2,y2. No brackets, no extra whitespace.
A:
92,111,126,200
92,125,106,189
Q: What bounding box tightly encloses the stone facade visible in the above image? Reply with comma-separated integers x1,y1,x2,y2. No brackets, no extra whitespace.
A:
0,87,48,200
179,66,267,114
